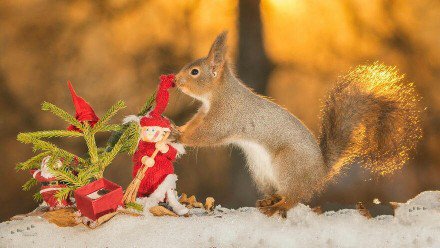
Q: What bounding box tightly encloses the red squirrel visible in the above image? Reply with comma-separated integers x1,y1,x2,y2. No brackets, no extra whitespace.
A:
174,32,422,217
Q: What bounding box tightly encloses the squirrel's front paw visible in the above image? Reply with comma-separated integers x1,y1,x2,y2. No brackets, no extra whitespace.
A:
178,125,188,133
177,131,191,145
169,129,181,142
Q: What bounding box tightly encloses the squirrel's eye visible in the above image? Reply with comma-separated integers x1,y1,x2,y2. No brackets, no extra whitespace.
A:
190,68,199,76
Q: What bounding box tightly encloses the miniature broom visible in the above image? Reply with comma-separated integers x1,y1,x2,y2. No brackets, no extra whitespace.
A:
123,132,170,204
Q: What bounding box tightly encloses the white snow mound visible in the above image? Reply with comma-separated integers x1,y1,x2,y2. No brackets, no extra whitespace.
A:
1,191,440,248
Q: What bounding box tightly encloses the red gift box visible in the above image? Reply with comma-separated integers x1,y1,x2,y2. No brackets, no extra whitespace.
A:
74,178,123,220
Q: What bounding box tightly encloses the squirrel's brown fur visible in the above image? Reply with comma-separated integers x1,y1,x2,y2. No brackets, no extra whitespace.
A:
175,32,422,209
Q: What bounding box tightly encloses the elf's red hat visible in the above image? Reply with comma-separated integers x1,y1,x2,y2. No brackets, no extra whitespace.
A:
140,74,175,128
67,81,99,131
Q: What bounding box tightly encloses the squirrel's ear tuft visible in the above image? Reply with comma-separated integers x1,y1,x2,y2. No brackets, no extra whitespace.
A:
207,31,228,70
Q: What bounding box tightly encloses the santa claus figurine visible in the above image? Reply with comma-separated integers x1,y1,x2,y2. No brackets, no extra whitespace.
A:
126,74,188,216
30,156,72,209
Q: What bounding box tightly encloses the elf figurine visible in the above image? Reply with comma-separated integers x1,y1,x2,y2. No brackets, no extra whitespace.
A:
30,156,71,209
125,74,188,216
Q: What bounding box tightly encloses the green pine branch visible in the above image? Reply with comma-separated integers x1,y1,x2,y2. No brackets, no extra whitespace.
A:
92,100,126,133
33,192,42,203
83,124,99,164
76,165,100,185
105,92,154,153
99,122,138,173
41,101,84,131
54,187,72,201
18,130,83,139
22,178,38,191
138,91,156,116
48,166,82,187
17,134,86,164
46,152,61,171
15,151,51,171
125,122,140,155
100,124,122,133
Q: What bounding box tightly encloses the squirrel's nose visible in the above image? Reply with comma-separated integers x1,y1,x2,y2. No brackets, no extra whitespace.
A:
174,73,185,86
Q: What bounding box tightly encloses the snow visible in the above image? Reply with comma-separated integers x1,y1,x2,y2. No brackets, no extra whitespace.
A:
2,191,440,248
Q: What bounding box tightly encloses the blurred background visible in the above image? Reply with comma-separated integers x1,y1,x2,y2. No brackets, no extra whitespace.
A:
1,0,439,221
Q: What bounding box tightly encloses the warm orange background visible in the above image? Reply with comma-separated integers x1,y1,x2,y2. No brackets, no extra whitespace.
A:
1,0,439,221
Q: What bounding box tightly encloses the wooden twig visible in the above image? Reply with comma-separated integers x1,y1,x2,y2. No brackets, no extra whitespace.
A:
86,209,142,229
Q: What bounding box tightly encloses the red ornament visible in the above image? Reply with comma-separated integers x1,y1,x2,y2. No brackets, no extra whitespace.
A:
74,178,123,220
132,141,178,196
67,81,99,131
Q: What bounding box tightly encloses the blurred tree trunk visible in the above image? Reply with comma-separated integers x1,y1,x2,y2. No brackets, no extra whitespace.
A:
237,0,273,94
229,0,273,207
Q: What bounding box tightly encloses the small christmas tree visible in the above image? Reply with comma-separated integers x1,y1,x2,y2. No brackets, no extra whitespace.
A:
16,85,141,203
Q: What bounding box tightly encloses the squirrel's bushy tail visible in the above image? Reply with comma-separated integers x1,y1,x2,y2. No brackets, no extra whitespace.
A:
319,63,422,181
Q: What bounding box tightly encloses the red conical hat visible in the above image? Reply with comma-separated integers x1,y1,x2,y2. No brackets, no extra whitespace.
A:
67,81,99,131
140,74,175,128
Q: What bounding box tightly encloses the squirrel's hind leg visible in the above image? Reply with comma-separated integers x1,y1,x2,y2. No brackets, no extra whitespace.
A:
256,146,325,218
256,194,295,218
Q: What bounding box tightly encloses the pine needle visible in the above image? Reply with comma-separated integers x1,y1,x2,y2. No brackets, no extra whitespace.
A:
83,124,99,164
54,187,72,201
46,153,61,171
17,135,86,164
100,124,122,132
33,192,43,202
41,102,84,131
76,165,100,185
100,122,138,171
104,92,154,152
93,100,126,133
15,151,51,171
18,130,83,139
49,166,81,187
22,178,38,191
138,92,156,116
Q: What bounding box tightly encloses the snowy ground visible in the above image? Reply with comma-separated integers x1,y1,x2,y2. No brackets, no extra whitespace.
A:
1,191,440,248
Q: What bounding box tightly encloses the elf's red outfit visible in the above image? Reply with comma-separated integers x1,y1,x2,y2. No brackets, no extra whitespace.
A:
132,139,177,196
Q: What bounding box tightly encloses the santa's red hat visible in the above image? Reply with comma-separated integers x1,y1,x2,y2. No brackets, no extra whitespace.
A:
140,74,175,128
67,81,99,131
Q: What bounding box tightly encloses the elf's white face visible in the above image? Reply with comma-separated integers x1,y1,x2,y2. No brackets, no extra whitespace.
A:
141,126,168,142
